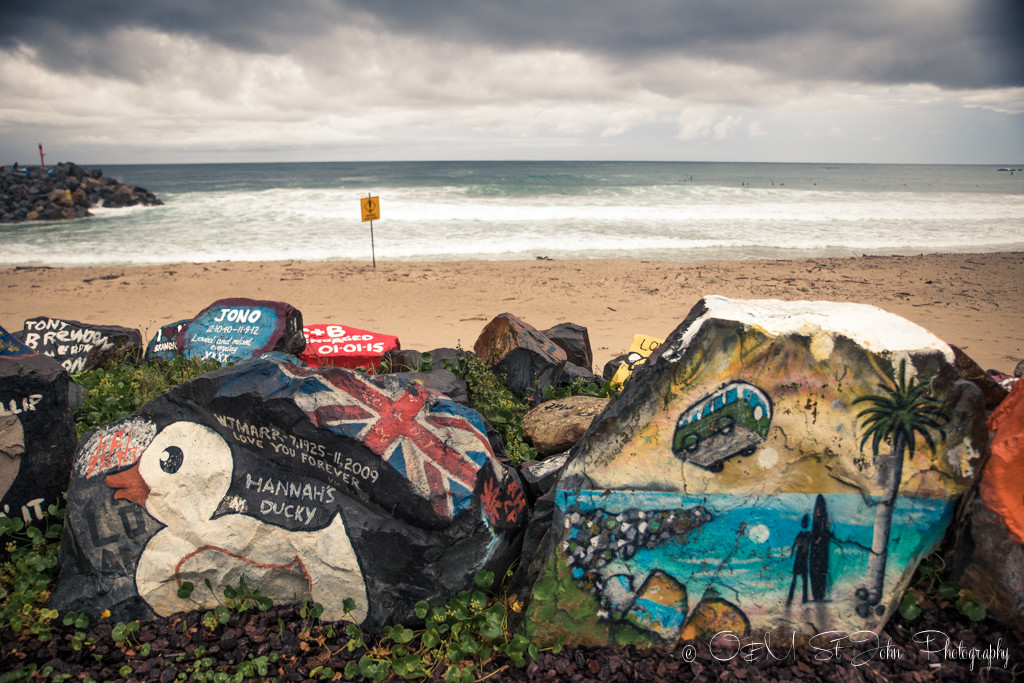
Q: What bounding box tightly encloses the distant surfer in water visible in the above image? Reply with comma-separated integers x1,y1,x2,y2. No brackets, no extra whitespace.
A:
787,494,832,605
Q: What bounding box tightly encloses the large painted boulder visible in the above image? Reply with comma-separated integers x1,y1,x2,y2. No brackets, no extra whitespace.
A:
50,354,527,629
298,323,400,371
16,316,143,373
958,378,1024,635
178,298,305,364
520,296,986,647
0,325,77,527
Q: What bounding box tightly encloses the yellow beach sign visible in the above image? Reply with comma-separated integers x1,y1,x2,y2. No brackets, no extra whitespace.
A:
360,195,380,222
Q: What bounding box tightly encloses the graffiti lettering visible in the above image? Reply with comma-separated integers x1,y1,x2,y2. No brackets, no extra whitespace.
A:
258,499,318,525
244,473,337,505
21,318,117,373
0,394,43,415
84,427,144,478
213,414,282,444
213,308,263,324
317,342,387,355
299,453,367,491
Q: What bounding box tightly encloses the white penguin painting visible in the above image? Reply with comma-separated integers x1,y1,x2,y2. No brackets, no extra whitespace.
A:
105,421,369,623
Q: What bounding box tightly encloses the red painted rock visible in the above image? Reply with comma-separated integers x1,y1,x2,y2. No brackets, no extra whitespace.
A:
958,379,1024,634
299,324,400,371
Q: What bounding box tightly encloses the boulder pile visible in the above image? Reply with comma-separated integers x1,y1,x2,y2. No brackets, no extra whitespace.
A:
0,162,162,223
3,295,1023,656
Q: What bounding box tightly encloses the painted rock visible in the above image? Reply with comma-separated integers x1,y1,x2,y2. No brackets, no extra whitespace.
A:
298,323,400,371
178,298,305,365
520,296,986,647
475,313,599,403
0,325,77,530
50,353,526,629
609,334,664,386
958,378,1024,635
16,316,143,373
145,319,190,362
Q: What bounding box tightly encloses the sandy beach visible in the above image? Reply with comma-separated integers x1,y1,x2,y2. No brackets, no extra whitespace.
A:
2,252,1021,374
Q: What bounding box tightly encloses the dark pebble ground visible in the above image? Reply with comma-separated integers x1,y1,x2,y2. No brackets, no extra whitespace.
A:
3,592,1020,682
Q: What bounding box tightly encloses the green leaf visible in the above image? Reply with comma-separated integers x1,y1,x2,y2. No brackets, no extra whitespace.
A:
177,582,195,599
110,622,128,643
898,592,922,621
938,581,960,599
414,600,430,619
421,628,441,650
343,597,357,614
957,599,987,622
474,570,494,589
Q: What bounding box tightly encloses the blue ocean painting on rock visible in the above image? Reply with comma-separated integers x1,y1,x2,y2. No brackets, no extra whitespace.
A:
555,489,953,638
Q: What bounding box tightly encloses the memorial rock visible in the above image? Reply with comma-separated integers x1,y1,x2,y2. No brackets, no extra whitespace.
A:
17,316,143,374
178,298,305,365
519,296,986,647
299,324,400,371
50,353,527,630
958,379,1024,635
474,313,599,403
0,325,77,528
145,320,190,362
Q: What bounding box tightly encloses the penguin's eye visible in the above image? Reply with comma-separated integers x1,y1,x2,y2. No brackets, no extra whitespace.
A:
160,446,184,474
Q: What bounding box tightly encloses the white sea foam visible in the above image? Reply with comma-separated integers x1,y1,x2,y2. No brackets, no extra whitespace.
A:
2,162,1022,267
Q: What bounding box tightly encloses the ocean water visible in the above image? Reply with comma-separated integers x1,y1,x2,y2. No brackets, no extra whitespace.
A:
1,161,1022,267
556,488,952,627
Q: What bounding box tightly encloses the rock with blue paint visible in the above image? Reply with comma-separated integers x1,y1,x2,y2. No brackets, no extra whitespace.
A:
0,325,77,535
520,296,987,646
178,298,306,365
144,319,190,362
51,353,527,629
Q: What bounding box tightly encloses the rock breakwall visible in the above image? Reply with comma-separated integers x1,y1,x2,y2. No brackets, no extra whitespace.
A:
0,162,162,223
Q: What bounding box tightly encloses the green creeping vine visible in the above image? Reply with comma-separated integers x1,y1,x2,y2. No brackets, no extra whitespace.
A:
342,569,560,682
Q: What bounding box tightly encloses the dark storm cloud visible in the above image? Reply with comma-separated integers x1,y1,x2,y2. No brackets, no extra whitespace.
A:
2,0,1021,89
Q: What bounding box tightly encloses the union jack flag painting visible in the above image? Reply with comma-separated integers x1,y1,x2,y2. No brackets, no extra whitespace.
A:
275,358,500,521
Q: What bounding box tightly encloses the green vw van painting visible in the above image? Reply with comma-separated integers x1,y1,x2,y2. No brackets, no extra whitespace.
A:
672,381,772,471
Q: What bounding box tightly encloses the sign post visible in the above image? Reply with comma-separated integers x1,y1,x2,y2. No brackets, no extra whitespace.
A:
360,193,380,268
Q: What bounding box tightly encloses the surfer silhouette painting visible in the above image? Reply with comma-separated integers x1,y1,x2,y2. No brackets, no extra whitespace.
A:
786,494,832,605
786,515,812,605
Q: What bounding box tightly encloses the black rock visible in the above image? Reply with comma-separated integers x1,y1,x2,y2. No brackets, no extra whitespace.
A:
541,322,593,371
16,317,143,374
51,354,527,631
0,325,77,534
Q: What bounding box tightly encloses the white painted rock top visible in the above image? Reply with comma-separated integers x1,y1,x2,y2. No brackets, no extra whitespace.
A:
665,296,954,363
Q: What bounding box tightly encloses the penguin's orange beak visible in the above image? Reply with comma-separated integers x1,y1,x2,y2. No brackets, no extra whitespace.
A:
106,462,150,507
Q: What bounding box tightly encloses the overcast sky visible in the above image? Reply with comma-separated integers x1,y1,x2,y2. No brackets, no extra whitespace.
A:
2,1,1022,165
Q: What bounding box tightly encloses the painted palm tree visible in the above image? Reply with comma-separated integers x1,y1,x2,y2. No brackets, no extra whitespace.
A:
853,359,946,615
